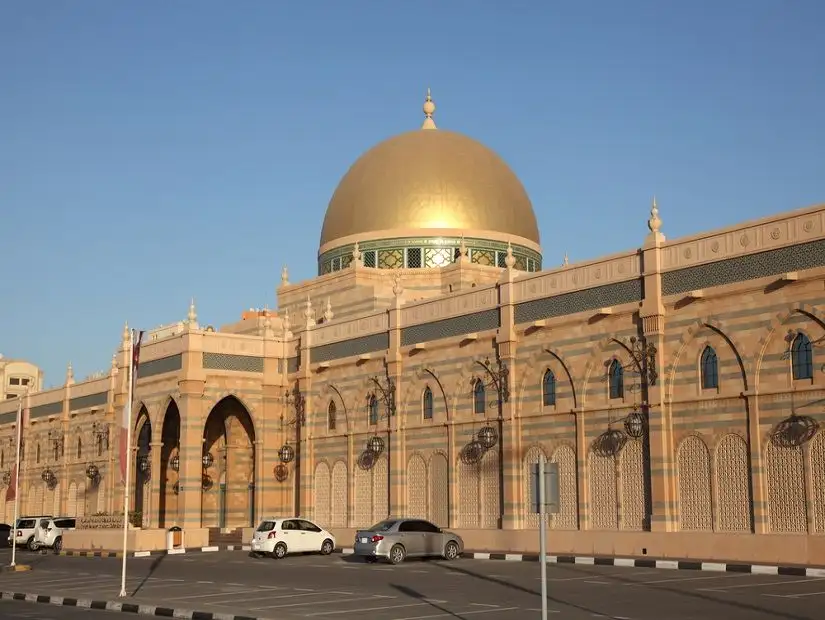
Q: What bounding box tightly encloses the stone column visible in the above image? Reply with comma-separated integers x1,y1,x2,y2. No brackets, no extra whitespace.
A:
497,263,520,530
148,440,163,528
176,379,205,530
744,391,767,533
387,282,403,517
640,201,675,532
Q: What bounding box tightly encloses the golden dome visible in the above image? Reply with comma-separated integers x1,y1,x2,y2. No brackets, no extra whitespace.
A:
319,97,540,249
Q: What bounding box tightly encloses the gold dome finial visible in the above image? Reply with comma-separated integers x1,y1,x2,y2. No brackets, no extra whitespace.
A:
422,88,437,130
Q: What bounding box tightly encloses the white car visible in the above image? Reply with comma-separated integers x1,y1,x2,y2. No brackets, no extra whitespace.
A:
250,517,336,559
34,517,77,552
9,516,52,551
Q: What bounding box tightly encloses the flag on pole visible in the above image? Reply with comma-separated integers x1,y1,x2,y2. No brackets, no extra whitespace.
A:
119,329,144,484
5,396,26,503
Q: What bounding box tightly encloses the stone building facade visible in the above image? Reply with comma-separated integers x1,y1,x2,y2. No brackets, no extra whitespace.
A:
1,94,824,565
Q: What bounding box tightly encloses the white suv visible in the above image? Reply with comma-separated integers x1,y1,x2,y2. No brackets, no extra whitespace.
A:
34,517,76,552
9,516,52,551
250,517,336,559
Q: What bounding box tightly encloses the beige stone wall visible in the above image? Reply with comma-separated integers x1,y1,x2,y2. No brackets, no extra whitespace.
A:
2,203,825,567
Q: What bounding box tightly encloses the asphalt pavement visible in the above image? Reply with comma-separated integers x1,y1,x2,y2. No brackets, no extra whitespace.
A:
1,547,824,619
0,599,119,620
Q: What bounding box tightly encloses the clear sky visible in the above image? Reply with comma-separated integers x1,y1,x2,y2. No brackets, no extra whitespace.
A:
2,0,823,387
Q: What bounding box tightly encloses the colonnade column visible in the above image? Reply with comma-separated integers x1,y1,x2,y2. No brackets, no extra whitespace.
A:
176,378,205,529
387,279,403,517
148,440,163,528
744,392,766,533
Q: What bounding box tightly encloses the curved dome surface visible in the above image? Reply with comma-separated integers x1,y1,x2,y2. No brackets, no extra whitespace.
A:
319,128,540,249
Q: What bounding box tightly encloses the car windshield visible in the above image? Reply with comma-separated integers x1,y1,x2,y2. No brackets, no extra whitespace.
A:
256,521,277,532
367,520,397,532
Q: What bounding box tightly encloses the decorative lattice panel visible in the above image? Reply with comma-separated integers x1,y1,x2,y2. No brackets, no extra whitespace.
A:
400,309,499,347
53,483,61,516
812,432,825,533
480,450,500,529
406,455,427,519
715,434,753,532
589,452,617,530
331,461,348,528
766,442,807,533
33,485,44,515
378,249,403,269
457,460,480,527
314,462,331,528
523,446,546,529
551,445,578,530
677,436,713,531
98,481,107,514
354,465,371,526
372,457,389,523
620,441,647,531
77,482,86,517
428,453,449,527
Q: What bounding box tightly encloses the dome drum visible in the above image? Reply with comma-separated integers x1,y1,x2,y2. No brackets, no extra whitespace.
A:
319,237,542,274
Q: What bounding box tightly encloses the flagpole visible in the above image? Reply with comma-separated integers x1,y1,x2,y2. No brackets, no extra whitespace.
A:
119,330,136,598
9,394,24,569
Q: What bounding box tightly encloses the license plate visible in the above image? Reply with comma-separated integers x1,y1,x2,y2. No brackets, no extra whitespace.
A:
360,537,369,544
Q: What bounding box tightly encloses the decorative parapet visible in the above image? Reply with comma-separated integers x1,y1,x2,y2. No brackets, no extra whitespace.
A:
512,251,641,305
401,284,498,327
312,310,389,348
660,204,825,271
147,322,186,342
200,330,267,357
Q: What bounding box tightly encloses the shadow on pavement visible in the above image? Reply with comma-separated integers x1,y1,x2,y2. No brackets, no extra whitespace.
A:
434,559,815,620
131,554,166,596
391,584,463,619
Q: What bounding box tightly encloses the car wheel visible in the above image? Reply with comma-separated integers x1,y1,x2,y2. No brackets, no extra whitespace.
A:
389,544,406,565
272,542,288,559
443,541,459,560
53,537,63,553
26,537,37,552
320,539,334,555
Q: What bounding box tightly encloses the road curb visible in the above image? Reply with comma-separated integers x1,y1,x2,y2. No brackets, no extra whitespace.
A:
58,545,252,558
456,551,825,576
1,591,265,620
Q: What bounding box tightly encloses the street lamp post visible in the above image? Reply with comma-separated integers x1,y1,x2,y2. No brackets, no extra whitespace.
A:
363,365,396,518
277,382,305,514
468,353,510,528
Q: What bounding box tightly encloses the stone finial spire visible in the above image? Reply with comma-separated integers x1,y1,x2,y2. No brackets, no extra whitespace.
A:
187,298,198,328
422,88,437,130
282,308,292,339
323,298,334,322
351,241,363,268
281,265,289,286
393,274,404,297
66,362,74,385
111,353,118,373
563,252,569,267
648,196,662,234
504,242,516,269
121,322,130,348
304,296,315,326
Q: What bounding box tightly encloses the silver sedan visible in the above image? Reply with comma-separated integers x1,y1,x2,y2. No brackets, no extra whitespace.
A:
353,518,464,564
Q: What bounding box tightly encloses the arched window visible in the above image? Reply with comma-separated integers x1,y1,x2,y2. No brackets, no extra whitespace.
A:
1,449,4,468
36,443,41,464
700,346,719,390
368,395,379,426
53,441,59,462
792,332,814,380
422,387,434,420
542,370,556,407
97,435,103,457
608,360,624,399
327,401,336,431
77,437,82,460
473,380,486,415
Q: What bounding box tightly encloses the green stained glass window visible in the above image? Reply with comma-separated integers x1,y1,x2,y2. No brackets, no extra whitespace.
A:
407,248,422,268
472,249,495,266
378,249,403,269
424,247,452,268
514,255,527,271
341,254,352,269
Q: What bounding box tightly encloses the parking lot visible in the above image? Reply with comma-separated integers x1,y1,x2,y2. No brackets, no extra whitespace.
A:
1,547,824,619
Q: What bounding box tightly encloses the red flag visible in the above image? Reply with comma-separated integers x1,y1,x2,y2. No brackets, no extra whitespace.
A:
119,330,144,484
5,397,26,503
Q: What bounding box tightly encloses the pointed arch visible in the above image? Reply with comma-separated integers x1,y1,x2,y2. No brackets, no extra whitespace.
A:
401,365,451,424
542,369,556,407
368,394,379,426
608,359,624,399
316,383,348,433
581,337,638,407
791,332,814,380
755,306,825,385
668,318,749,395
472,380,486,415
327,400,337,431
517,347,578,412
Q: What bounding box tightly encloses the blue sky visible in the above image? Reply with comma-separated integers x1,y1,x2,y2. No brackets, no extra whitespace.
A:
2,0,823,387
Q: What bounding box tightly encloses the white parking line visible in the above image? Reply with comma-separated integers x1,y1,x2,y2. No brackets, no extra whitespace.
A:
764,590,825,599
393,608,519,619
167,587,281,600
625,573,752,586
251,596,362,610
700,577,825,592
306,601,447,616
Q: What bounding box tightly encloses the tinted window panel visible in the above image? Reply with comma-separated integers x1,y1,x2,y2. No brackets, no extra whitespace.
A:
368,520,397,532
256,521,276,532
